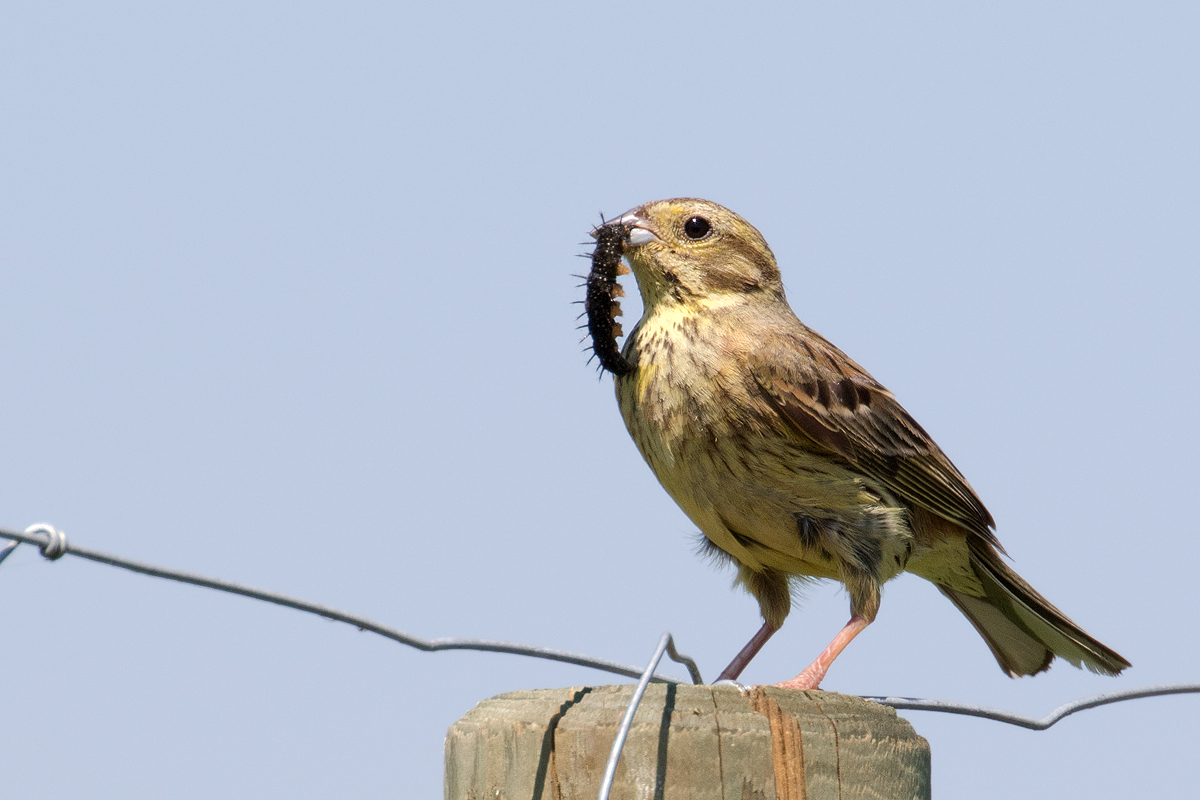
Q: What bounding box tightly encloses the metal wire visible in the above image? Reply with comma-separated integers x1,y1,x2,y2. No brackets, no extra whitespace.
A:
598,632,674,800
866,683,1200,730
4,522,1197,740
0,524,703,685
0,539,18,566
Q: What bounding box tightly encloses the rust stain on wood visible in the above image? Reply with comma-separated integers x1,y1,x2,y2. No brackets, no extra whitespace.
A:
747,688,808,800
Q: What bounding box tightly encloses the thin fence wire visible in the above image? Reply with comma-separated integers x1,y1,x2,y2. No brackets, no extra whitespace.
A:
597,632,676,800
1,524,702,685
865,684,1200,730
3,522,1197,755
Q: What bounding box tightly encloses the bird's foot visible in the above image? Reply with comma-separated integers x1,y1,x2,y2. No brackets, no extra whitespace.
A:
774,615,870,691
774,664,826,691
713,679,753,694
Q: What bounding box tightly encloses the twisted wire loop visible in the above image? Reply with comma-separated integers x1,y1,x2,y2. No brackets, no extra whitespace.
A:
865,683,1200,730
598,632,676,800
0,525,699,685
24,523,69,560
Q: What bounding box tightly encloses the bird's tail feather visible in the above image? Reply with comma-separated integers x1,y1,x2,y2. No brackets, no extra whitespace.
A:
938,541,1130,677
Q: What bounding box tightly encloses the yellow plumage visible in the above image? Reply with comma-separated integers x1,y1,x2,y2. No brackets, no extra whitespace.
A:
595,198,1129,687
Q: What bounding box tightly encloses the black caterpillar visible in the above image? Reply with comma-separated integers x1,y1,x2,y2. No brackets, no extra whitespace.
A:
584,221,634,375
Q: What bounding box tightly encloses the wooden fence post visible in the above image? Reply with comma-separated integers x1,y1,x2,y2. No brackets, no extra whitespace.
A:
445,684,930,799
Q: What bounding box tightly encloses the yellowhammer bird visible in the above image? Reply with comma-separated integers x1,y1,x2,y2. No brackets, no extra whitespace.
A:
586,197,1129,689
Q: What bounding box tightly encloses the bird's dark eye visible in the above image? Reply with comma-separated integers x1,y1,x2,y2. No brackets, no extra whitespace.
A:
683,216,711,240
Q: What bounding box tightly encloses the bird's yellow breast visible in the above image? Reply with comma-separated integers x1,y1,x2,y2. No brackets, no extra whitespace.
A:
614,298,911,583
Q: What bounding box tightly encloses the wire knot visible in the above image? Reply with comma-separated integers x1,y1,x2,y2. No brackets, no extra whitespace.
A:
25,523,68,560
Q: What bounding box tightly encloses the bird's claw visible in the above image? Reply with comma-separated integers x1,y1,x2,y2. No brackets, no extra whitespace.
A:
712,678,752,694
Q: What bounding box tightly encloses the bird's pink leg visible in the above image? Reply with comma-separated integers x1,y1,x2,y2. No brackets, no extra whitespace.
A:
775,615,870,690
716,622,778,682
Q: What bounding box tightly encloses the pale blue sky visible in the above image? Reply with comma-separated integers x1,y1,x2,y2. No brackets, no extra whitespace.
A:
2,2,1197,797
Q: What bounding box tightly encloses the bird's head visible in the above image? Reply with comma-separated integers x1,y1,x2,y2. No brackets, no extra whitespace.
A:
599,198,784,309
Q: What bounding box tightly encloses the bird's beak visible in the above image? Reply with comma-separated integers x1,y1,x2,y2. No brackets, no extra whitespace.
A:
591,207,661,247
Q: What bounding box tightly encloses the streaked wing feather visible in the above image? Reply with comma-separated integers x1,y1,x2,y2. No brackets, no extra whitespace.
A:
752,329,998,546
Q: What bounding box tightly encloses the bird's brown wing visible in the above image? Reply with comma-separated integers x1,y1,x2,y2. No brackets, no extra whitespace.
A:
750,327,999,547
